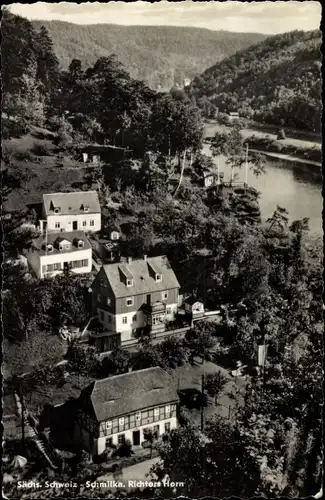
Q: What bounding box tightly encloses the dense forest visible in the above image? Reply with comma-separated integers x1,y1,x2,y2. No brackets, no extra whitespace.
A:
189,30,322,133
31,20,267,89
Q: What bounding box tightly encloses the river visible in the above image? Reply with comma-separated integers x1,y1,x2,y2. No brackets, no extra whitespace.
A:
202,143,323,235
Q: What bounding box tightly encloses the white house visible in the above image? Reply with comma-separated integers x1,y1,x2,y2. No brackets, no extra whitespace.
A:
27,231,92,279
39,191,101,233
90,256,180,352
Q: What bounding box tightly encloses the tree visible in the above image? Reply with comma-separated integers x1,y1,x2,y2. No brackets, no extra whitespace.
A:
211,126,266,182
153,419,260,497
99,347,130,376
266,206,289,234
66,343,98,378
205,372,228,404
185,321,215,363
159,337,190,369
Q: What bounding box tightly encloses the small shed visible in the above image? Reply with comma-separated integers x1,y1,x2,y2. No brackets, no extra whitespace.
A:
184,297,205,318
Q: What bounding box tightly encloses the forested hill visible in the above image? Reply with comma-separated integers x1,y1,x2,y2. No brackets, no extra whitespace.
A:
189,30,322,133
31,20,267,89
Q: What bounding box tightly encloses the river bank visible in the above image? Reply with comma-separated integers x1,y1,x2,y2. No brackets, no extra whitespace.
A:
249,148,321,167
203,121,322,166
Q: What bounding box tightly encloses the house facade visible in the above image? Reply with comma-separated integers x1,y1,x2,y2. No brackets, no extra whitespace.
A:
91,255,180,351
27,231,92,278
39,191,101,233
74,367,179,456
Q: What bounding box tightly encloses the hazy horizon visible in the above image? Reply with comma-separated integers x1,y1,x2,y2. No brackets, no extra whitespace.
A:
8,1,321,35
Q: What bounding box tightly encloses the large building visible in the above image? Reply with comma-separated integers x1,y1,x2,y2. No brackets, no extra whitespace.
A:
74,367,179,455
91,255,180,350
27,231,92,278
39,191,101,233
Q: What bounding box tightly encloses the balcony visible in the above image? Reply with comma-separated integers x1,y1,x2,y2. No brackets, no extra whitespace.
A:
143,301,166,334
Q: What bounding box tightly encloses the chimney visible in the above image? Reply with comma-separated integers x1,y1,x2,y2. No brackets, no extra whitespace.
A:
127,257,132,264
143,255,147,262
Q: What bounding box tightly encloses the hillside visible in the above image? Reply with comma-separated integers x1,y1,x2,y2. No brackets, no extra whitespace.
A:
31,20,267,89
189,30,322,133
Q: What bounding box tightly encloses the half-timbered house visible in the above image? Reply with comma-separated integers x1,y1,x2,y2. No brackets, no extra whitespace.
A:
74,367,179,455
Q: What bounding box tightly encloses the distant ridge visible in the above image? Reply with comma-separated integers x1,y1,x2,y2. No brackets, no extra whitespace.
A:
32,20,267,89
189,29,321,133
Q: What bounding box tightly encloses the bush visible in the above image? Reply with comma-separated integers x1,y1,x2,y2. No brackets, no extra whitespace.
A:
32,143,50,156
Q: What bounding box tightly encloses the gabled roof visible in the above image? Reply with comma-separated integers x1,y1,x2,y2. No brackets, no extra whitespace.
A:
43,191,100,216
184,296,204,306
32,231,91,256
101,255,180,298
81,367,179,422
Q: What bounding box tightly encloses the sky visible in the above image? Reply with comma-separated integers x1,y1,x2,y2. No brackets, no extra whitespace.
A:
8,1,321,34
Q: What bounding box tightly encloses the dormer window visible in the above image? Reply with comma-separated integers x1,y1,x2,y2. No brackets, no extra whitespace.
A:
47,244,53,253
127,279,133,287
84,206,89,213
77,240,84,248
54,207,61,214
156,273,162,282
59,242,71,251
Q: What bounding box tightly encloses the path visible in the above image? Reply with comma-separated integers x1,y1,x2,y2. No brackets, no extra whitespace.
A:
97,456,160,489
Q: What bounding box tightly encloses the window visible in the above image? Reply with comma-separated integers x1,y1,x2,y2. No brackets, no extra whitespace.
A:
126,279,133,287
154,408,160,417
105,437,113,448
54,207,61,214
47,264,54,272
90,220,94,227
126,297,134,307
78,240,84,248
164,422,171,433
136,412,141,422
107,314,112,324
106,421,112,430
55,222,60,229
153,425,160,437
162,291,168,300
132,314,137,322
83,221,87,227
122,316,127,324
53,263,61,271
165,405,171,415
117,434,125,445
81,259,89,267
111,232,119,240
156,273,162,282
107,298,111,306
65,244,70,250
84,207,89,213
166,307,171,314
47,244,53,253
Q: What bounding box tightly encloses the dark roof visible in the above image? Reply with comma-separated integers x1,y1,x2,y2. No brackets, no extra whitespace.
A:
102,255,180,298
83,367,179,422
43,191,100,216
184,296,204,306
32,230,91,256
